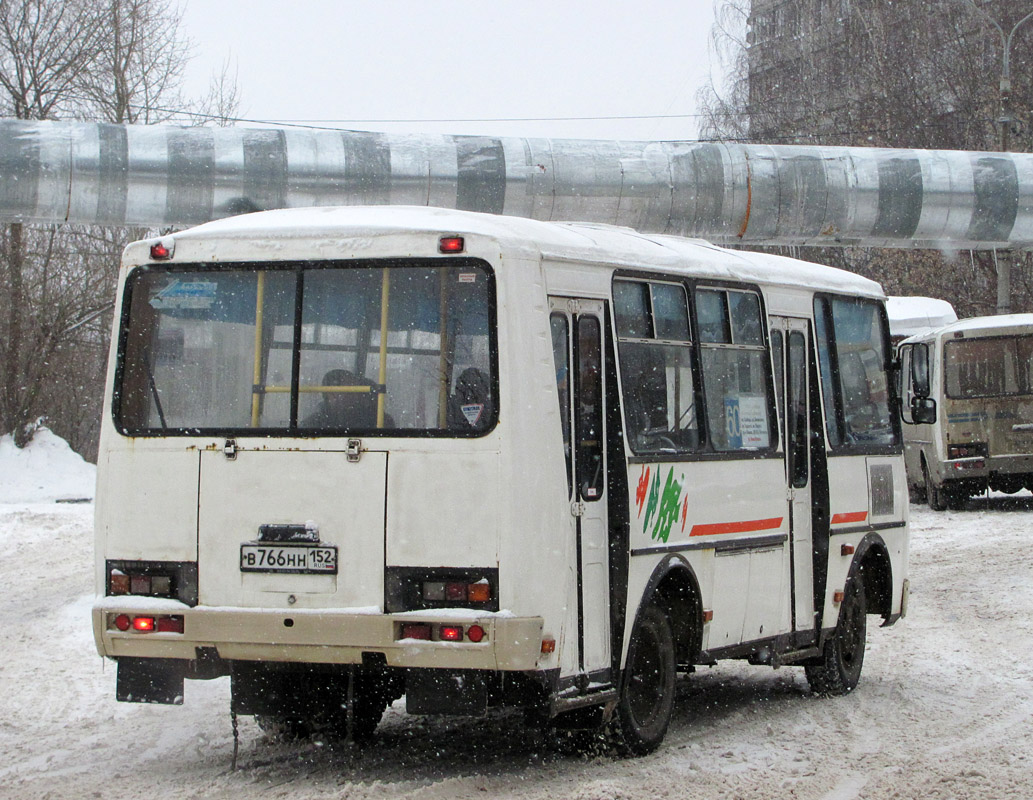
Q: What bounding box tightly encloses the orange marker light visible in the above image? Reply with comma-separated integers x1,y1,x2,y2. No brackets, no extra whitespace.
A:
467,582,491,603
541,637,556,654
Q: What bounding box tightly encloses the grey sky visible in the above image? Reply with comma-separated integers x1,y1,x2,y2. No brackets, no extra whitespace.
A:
179,0,719,141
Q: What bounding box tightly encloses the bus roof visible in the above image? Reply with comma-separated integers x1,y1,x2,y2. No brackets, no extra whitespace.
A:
902,312,1033,343
887,296,958,339
155,205,886,299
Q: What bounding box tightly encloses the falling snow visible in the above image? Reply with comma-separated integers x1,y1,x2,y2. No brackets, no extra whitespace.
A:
2,434,1032,799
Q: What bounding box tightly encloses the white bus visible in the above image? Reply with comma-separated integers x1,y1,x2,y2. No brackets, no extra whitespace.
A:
92,206,909,755
899,314,1033,510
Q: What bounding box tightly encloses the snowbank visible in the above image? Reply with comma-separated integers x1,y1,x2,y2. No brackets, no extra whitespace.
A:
0,427,95,504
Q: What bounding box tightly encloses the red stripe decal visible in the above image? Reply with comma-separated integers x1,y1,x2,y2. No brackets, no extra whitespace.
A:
689,517,784,537
831,511,868,525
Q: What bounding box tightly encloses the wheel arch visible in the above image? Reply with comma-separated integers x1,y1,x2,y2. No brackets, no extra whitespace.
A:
633,554,703,670
851,533,892,622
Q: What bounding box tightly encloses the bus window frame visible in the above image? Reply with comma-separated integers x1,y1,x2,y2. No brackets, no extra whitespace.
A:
612,274,702,459
812,292,902,456
112,257,500,440
612,271,780,463
693,282,779,457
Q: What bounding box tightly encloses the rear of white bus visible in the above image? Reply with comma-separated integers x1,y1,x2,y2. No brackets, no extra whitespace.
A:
91,223,557,736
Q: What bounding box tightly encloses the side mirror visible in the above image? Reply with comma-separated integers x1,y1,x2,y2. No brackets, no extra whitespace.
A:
909,396,936,425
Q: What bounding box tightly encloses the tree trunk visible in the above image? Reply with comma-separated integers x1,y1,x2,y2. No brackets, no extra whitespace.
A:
2,222,30,444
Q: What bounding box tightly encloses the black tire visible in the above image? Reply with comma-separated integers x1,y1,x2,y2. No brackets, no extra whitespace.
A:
805,578,867,696
610,604,676,756
925,463,948,511
907,481,927,504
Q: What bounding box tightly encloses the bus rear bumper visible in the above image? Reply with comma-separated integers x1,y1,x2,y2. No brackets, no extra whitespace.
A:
93,603,547,672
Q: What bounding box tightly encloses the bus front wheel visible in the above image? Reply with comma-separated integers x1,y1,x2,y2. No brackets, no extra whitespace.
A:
610,604,676,756
924,463,949,511
805,578,867,696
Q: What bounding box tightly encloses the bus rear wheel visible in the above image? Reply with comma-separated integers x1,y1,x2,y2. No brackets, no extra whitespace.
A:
805,578,867,696
610,603,676,756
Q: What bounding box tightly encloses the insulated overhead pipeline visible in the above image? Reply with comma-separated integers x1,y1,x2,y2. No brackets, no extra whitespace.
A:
1,118,1032,250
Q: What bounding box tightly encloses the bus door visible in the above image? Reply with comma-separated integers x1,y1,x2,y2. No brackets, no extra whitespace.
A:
771,317,816,634
550,297,612,679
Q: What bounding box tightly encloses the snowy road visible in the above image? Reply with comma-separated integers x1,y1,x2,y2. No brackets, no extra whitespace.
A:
2,497,1032,800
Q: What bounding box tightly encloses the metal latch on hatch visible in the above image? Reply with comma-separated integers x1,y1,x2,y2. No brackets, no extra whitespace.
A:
223,438,237,460
347,438,362,463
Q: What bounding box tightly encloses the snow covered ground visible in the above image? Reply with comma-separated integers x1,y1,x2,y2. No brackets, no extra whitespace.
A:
2,433,1032,799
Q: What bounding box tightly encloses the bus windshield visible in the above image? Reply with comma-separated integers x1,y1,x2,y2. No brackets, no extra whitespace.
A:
116,260,496,436
945,335,1033,399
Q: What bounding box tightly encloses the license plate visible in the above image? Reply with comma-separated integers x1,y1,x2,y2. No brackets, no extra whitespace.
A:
240,543,338,574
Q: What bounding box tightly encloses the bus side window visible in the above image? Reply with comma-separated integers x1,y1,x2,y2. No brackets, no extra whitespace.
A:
576,317,604,501
788,331,809,488
696,288,773,452
813,295,899,447
771,329,785,435
613,279,697,455
550,313,573,497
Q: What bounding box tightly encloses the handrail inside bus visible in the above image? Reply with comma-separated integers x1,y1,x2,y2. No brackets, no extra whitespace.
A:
376,269,390,429
249,271,267,427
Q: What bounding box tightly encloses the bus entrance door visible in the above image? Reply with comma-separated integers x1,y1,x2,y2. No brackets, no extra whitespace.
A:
772,317,817,635
549,297,612,681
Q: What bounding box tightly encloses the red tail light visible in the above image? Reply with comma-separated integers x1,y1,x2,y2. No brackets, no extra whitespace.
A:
444,582,467,602
132,616,155,632
114,614,131,631
156,616,184,634
402,623,432,640
467,624,486,643
439,625,464,642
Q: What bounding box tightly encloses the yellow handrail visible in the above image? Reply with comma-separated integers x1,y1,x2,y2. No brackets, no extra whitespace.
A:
437,269,450,427
376,268,390,427
249,271,266,426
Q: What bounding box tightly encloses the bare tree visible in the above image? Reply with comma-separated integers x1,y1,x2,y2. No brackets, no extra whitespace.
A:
697,0,1033,318
0,0,241,453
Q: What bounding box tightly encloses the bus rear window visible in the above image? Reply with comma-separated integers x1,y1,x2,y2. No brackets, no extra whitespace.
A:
116,261,496,436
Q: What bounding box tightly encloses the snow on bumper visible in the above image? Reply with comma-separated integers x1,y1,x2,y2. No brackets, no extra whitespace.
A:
92,599,546,671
